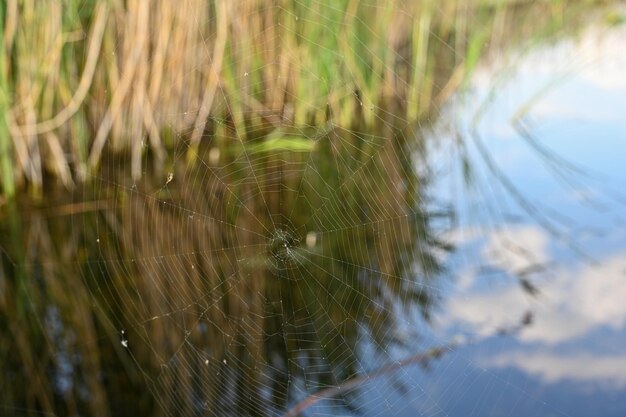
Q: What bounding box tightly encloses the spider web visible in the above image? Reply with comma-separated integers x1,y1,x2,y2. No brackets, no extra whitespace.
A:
71,3,449,414
0,1,623,417
87,94,446,416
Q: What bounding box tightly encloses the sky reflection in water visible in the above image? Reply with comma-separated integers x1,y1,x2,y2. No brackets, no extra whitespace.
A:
421,18,626,417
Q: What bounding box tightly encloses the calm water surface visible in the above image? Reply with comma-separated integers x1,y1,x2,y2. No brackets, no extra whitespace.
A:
396,18,626,417
1,7,626,417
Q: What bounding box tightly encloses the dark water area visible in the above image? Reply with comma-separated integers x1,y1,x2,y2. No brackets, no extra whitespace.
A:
2,4,626,417
0,123,448,416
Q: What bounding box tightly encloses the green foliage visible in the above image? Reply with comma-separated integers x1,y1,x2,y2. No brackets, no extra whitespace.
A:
0,4,15,198
0,0,614,197
245,135,316,154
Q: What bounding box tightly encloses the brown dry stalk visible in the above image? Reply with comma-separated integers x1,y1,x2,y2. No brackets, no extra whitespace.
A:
44,132,74,188
88,1,149,170
189,1,229,149
131,2,150,181
148,3,172,105
282,308,536,417
282,344,453,417
9,3,108,137
142,97,165,168
2,0,18,55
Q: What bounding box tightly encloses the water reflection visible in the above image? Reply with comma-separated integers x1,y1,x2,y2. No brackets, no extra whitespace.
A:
426,12,626,417
0,124,447,416
1,2,625,417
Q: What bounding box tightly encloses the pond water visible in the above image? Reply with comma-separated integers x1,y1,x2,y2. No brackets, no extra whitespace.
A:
401,17,626,417
1,5,626,417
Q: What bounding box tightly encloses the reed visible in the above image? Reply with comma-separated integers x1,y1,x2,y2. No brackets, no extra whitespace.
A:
0,120,444,415
0,0,608,198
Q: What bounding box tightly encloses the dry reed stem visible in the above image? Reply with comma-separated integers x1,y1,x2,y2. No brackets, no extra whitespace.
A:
24,104,43,189
8,3,107,137
45,132,74,188
189,1,229,149
131,0,150,180
282,345,451,417
408,3,431,120
142,97,166,168
0,0,593,197
434,62,465,106
148,3,171,106
2,0,18,55
88,1,149,170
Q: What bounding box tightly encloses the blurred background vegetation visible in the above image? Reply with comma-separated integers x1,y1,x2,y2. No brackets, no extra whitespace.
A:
0,0,605,199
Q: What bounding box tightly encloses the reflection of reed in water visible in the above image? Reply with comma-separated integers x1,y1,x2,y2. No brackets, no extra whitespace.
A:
0,124,448,416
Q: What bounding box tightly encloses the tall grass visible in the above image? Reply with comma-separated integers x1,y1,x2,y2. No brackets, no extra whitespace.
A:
0,0,603,198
